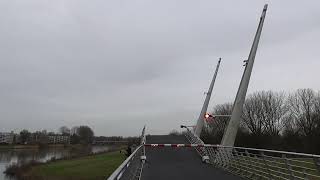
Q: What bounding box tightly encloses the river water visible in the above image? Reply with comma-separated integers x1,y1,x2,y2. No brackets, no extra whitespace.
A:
0,146,112,180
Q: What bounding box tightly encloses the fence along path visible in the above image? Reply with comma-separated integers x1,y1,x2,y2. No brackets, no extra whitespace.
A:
107,126,146,180
184,128,320,180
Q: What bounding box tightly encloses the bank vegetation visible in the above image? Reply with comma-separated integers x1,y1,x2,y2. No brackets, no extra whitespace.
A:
201,88,320,154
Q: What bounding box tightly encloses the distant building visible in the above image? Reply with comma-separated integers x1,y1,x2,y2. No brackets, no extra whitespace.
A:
0,132,14,144
48,135,70,144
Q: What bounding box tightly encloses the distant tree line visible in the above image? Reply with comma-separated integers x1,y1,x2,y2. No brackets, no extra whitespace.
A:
11,125,140,146
15,125,95,145
201,89,320,154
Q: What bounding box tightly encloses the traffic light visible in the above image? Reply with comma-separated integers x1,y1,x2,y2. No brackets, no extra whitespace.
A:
204,113,213,119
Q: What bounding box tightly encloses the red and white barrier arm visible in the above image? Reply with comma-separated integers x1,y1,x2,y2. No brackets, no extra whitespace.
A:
144,144,215,147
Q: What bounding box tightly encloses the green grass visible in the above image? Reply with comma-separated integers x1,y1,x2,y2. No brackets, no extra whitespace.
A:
26,151,126,180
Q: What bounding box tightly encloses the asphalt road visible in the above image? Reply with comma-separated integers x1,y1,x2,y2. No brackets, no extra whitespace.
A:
141,135,242,180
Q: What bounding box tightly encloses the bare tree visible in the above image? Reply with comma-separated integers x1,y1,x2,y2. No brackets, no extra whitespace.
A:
314,91,320,130
242,92,265,136
242,91,288,136
288,89,318,137
59,126,70,135
19,129,31,144
78,126,94,144
261,91,288,135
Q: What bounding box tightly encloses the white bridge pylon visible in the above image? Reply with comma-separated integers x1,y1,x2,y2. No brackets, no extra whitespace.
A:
194,58,221,136
221,4,268,146
194,4,268,147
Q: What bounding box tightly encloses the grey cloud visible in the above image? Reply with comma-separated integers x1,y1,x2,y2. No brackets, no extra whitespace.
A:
0,0,320,136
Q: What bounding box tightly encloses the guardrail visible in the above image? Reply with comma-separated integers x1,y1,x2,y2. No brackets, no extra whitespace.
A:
140,126,146,145
184,129,320,179
137,126,146,179
143,142,320,179
208,145,320,180
107,126,146,180
107,145,143,180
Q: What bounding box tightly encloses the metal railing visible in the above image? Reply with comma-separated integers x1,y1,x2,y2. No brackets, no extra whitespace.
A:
107,145,144,180
107,126,146,180
184,130,320,179
137,126,146,180
184,128,210,163
206,145,320,180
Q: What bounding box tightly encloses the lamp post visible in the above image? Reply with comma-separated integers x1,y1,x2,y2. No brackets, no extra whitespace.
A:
180,125,196,129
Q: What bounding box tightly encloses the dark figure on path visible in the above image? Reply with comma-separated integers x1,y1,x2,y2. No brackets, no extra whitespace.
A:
125,145,132,157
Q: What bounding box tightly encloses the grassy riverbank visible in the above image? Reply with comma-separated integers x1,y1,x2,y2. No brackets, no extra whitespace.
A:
0,144,100,150
22,150,125,180
0,145,38,149
0,144,72,149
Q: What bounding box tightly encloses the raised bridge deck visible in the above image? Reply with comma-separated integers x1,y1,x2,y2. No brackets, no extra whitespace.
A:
141,135,241,180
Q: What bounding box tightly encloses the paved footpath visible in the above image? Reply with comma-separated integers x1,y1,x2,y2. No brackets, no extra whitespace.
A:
141,135,242,180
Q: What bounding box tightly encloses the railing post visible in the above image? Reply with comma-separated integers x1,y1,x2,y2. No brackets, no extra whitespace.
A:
283,154,294,180
261,152,272,180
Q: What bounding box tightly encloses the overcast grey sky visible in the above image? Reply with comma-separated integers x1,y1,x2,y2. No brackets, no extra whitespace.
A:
0,0,319,136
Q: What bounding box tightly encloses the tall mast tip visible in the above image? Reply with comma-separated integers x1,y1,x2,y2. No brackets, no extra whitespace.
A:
263,4,268,11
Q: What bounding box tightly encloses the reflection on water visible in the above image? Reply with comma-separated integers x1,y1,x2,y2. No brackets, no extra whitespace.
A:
0,146,111,180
